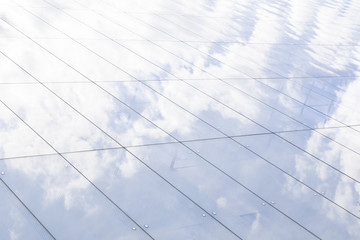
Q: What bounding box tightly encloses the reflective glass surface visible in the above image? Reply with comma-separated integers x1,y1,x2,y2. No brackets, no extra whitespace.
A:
1,0,360,239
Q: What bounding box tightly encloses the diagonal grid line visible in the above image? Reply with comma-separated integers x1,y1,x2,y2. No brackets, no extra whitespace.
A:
4,1,358,236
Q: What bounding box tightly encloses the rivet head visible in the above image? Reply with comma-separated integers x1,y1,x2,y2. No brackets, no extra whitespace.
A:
212,211,216,215
132,227,136,231
202,213,206,217
271,201,275,204
144,224,149,228
1,171,4,175
313,193,317,196
261,202,266,206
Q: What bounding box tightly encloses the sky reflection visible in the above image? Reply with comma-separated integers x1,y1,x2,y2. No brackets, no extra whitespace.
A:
1,0,360,239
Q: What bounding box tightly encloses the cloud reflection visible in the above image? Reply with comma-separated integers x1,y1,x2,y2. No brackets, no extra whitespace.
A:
1,0,360,239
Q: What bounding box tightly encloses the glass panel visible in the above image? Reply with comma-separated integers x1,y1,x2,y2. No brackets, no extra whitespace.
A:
76,39,179,80
0,38,89,83
127,142,319,239
0,84,118,153
186,137,360,239
22,5,106,39
234,133,360,217
134,14,206,42
319,77,357,92
0,54,36,83
91,9,177,41
265,45,358,76
0,103,55,159
158,14,239,42
0,20,23,38
238,44,334,78
64,148,240,240
55,8,142,40
117,41,217,80
181,79,310,131
278,129,360,182
224,78,343,128
146,40,250,79
37,38,136,82
257,78,343,100
0,155,152,240
97,81,224,141
0,179,54,240
314,127,360,160
0,6,65,38
145,80,268,136
44,82,174,146
255,77,360,127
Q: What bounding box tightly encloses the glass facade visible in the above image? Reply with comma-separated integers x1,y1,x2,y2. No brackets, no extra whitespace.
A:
1,0,360,239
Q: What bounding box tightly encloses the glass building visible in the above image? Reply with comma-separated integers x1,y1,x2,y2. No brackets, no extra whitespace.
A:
1,0,360,239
